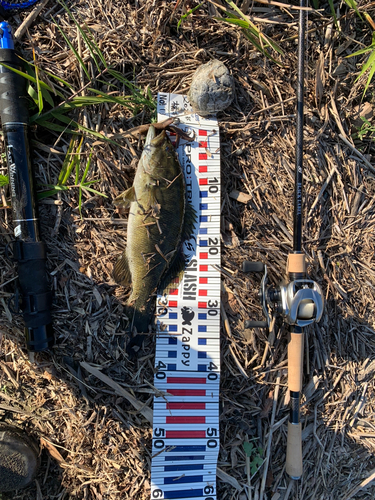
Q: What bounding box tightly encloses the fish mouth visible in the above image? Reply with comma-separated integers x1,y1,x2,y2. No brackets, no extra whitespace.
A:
144,125,166,148
151,129,166,147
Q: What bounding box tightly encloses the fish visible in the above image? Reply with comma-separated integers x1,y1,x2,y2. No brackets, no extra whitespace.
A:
113,124,197,353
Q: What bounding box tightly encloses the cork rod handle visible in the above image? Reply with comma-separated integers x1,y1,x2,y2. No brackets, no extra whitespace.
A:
288,332,303,393
286,422,302,479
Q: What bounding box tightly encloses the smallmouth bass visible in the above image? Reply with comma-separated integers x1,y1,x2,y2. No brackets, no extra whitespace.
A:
113,125,196,352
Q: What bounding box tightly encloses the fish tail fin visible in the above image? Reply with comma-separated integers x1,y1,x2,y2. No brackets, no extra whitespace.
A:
124,302,153,357
126,305,150,334
126,333,146,359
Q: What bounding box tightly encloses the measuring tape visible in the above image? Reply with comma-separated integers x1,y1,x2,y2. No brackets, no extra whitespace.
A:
151,94,221,500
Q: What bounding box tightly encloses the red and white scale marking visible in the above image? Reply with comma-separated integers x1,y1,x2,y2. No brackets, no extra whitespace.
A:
151,94,221,500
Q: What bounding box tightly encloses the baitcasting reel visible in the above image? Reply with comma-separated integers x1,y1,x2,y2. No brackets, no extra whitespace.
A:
242,261,324,329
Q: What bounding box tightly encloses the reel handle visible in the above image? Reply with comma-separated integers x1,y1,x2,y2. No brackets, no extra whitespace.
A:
242,261,264,273
244,320,268,329
242,261,270,329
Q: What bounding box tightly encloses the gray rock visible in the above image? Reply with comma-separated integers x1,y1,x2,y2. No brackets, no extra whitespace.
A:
188,59,234,117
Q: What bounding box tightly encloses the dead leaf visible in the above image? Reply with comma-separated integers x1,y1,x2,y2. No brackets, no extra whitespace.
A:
352,102,373,129
222,230,240,248
80,362,153,423
217,468,242,491
315,51,325,110
260,390,274,418
229,190,252,204
40,437,66,464
221,286,239,316
266,467,274,488
42,370,53,381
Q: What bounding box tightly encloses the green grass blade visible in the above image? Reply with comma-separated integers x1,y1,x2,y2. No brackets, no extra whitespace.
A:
0,62,54,92
259,32,284,56
215,16,249,29
82,179,100,186
28,85,39,108
41,87,55,107
35,93,145,123
52,113,123,146
363,58,375,96
75,149,80,185
78,187,83,218
52,16,90,80
347,45,374,58
33,50,43,115
75,139,83,185
81,151,93,184
215,2,283,60
24,61,56,107
32,119,79,134
357,49,375,77
37,189,59,199
58,137,78,184
101,72,157,110
60,137,83,185
81,186,107,197
42,70,73,91
85,89,139,110
218,15,282,55
35,112,120,145
37,187,70,200
75,23,102,72
177,3,203,30
242,30,281,65
81,24,107,70
17,57,69,96
0,174,9,187
343,0,363,20
225,0,283,55
328,0,338,28
57,0,104,72
41,184,69,192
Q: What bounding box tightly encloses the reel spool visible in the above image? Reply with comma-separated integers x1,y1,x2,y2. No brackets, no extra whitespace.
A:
242,261,324,329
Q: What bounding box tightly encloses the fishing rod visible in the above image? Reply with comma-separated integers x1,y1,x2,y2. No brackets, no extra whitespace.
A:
0,21,53,352
242,0,324,479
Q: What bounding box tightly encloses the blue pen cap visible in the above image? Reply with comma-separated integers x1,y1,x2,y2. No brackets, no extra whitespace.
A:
0,22,14,50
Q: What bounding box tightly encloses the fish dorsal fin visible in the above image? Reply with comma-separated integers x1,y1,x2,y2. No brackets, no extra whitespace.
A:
113,253,132,286
113,186,136,209
182,200,198,241
159,247,186,292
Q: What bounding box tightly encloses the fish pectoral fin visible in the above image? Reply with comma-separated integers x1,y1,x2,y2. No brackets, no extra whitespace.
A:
159,247,186,292
145,184,161,215
113,186,136,208
113,253,132,286
182,200,198,240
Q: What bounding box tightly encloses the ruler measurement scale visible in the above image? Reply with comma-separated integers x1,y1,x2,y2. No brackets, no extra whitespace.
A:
151,94,221,500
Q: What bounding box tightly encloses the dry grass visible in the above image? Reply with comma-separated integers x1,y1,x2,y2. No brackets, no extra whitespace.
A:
1,0,375,499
